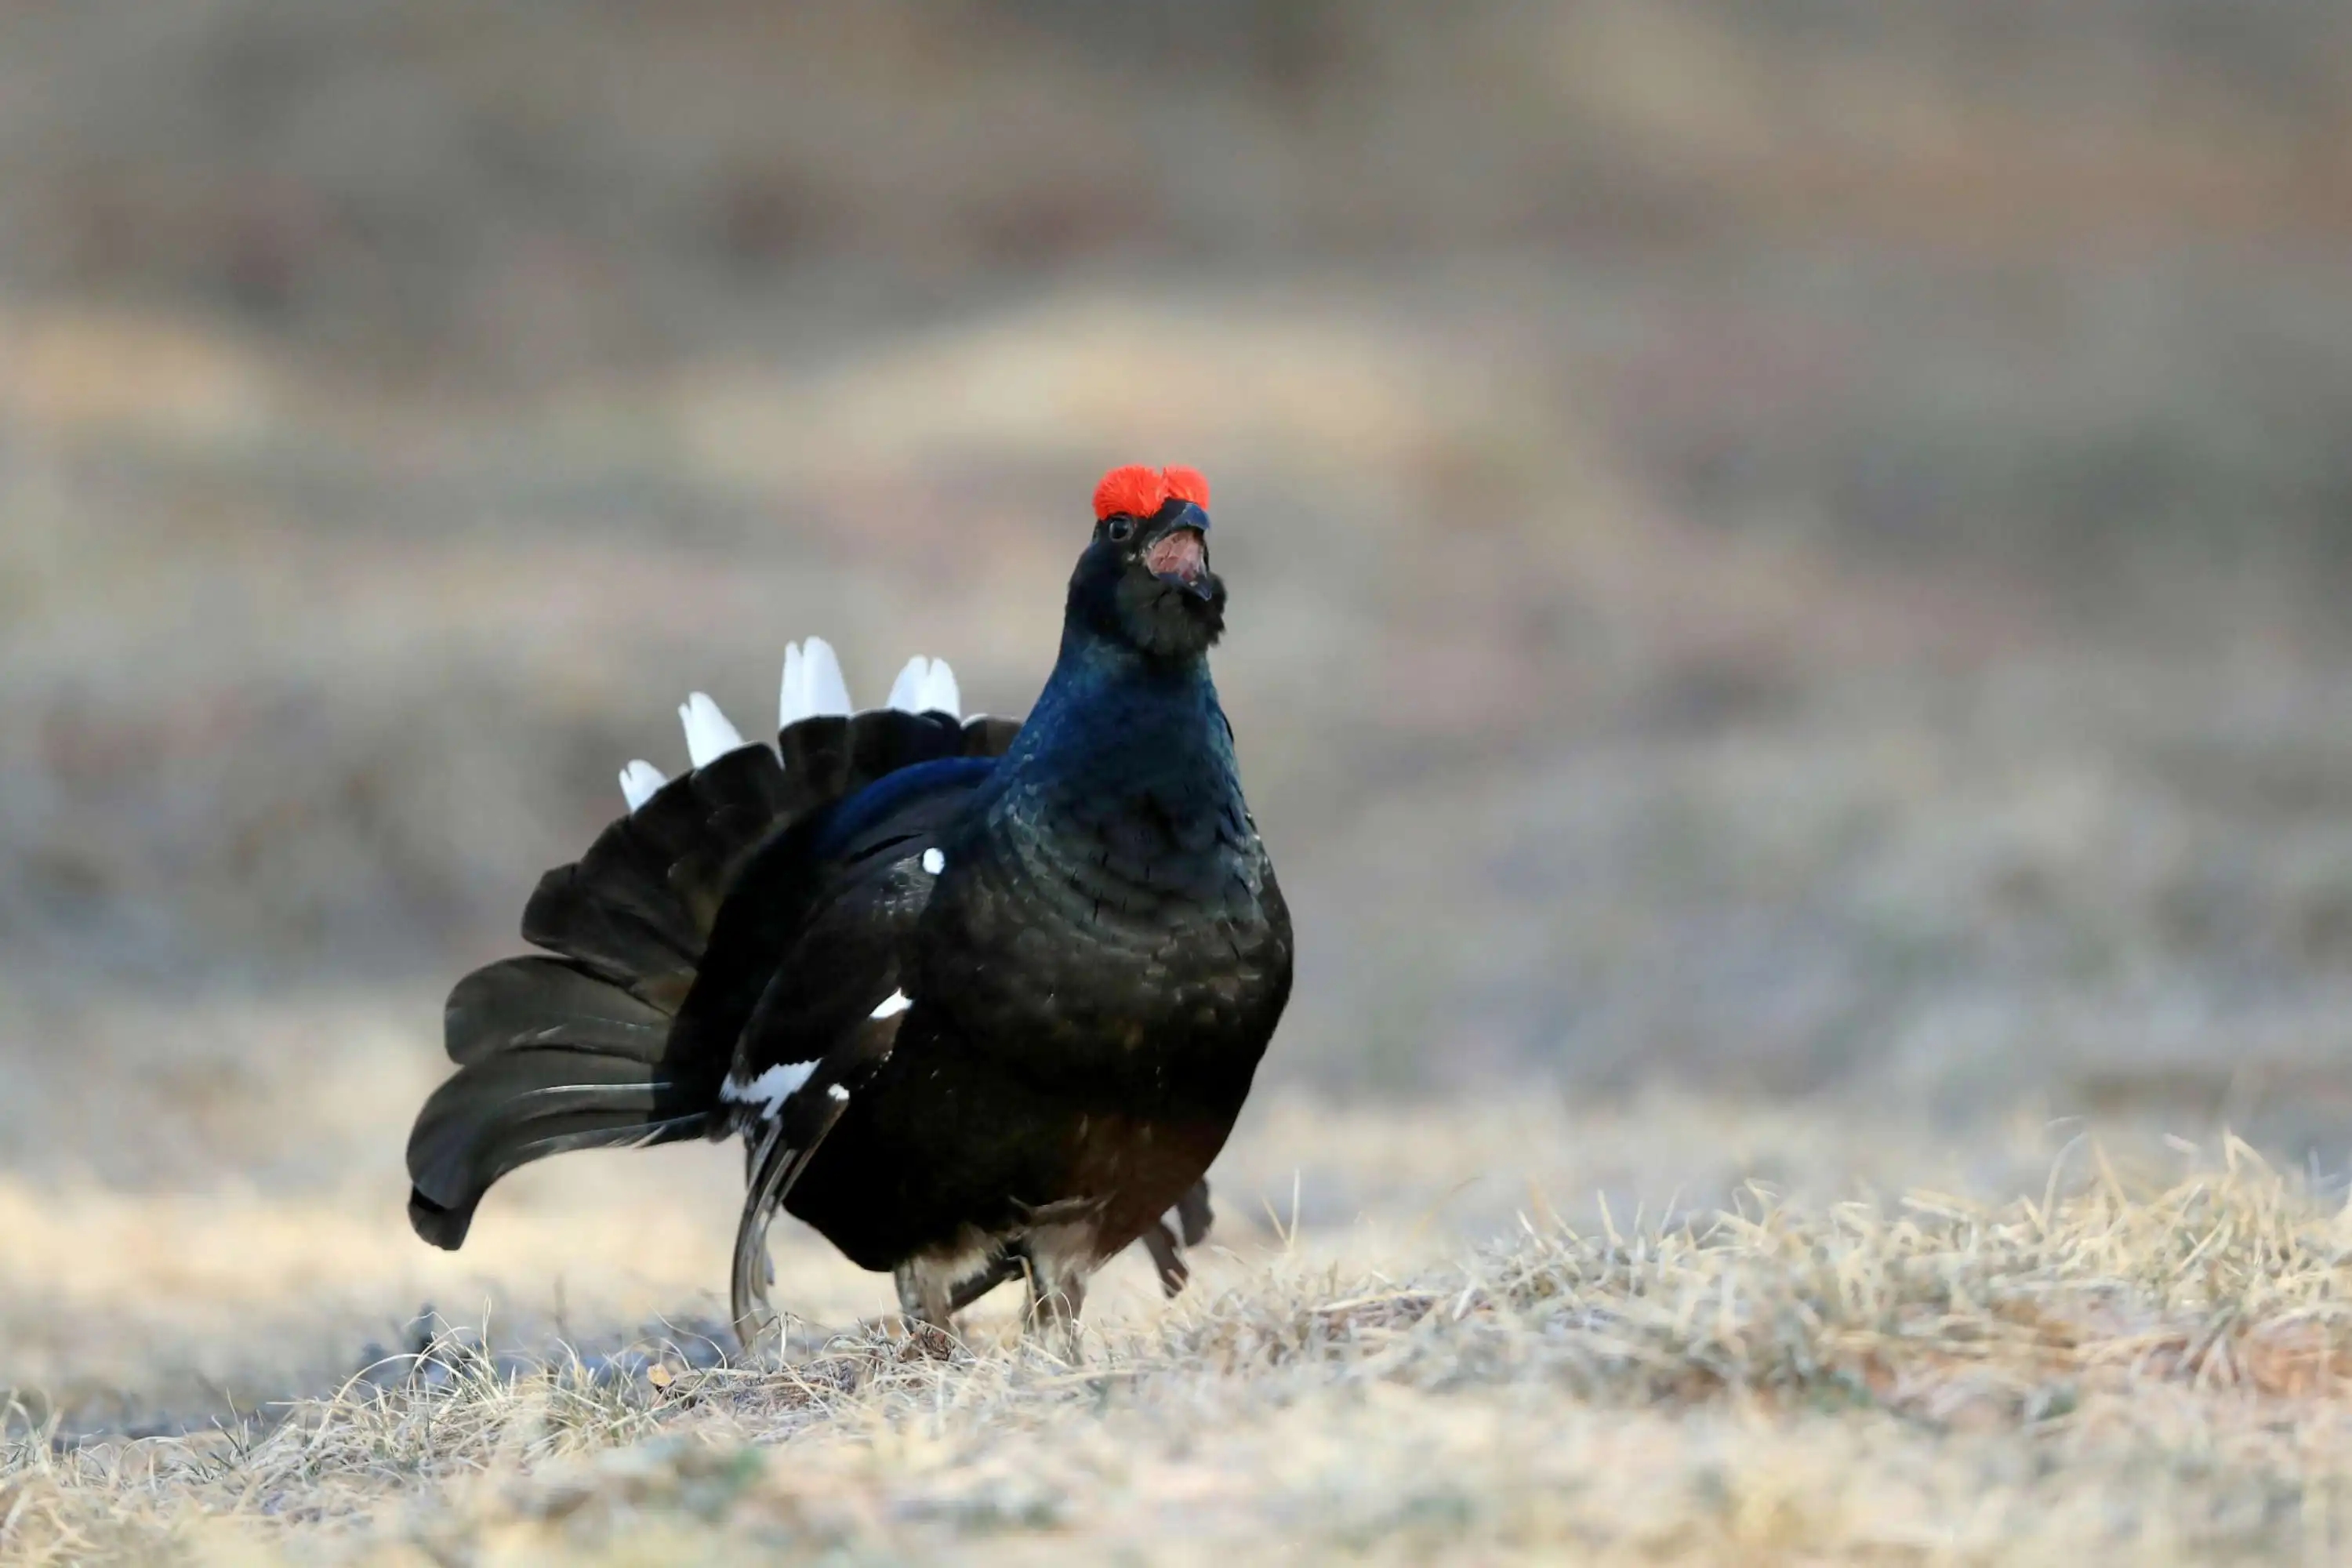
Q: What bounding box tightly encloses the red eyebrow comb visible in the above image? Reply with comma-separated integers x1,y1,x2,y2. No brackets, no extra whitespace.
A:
1160,466,1210,508
1093,465,1211,521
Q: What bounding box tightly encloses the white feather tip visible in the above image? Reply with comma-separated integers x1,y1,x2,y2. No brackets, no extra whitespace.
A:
888,655,961,719
618,760,667,812
780,637,854,728
678,691,747,768
923,658,961,719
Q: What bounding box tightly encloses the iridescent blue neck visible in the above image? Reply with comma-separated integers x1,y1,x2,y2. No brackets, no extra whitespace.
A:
998,623,1235,807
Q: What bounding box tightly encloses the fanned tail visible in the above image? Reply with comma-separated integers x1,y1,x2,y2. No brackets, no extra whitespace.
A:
406,651,1011,1251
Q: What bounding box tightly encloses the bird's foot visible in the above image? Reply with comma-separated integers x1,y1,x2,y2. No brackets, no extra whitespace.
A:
893,1319,963,1361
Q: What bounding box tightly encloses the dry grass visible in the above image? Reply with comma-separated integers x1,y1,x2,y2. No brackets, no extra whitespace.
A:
10,1127,2352,1564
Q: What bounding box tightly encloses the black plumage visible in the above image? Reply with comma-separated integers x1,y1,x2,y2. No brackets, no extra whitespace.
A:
406,465,1292,1348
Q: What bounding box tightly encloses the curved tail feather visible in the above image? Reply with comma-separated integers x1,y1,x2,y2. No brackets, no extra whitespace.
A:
731,1078,855,1350
407,951,720,1248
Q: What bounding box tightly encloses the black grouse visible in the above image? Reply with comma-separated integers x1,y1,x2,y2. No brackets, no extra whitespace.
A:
405,464,1293,1348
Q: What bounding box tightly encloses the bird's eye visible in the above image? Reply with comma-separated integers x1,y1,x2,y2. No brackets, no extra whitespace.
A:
1105,516,1136,543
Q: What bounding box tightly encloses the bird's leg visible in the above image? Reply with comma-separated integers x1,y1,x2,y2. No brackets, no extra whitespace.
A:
892,1264,963,1358
893,1264,954,1330
871,1254,1020,1352
1141,1181,1214,1298
1019,1230,1092,1361
1140,1219,1190,1298
1174,1179,1214,1247
947,1254,1023,1316
1027,1270,1087,1363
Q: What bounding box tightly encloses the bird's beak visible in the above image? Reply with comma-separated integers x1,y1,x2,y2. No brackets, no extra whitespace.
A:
1146,503,1214,600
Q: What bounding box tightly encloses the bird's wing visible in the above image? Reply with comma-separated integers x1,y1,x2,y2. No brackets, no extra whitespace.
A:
706,757,994,1345
674,755,991,1119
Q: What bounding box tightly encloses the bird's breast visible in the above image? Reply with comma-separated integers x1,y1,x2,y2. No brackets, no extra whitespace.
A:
915,800,1291,1098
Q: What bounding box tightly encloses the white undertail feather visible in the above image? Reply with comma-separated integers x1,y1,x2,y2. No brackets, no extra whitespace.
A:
887,656,961,718
677,691,747,768
779,644,808,727
620,640,961,797
885,658,928,713
923,659,961,718
618,760,667,812
780,637,854,728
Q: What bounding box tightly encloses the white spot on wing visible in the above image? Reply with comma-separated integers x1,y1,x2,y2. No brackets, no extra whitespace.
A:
871,989,913,1020
826,1083,850,1104
619,760,667,812
721,1061,816,1116
678,691,747,768
921,848,946,876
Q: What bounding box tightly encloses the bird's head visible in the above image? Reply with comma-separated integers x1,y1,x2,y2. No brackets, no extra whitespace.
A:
1067,464,1225,660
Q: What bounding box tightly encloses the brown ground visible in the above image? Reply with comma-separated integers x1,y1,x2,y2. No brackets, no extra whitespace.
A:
8,1097,2352,1563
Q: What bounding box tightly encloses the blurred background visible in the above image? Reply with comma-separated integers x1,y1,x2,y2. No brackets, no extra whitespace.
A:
5,0,2352,1425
